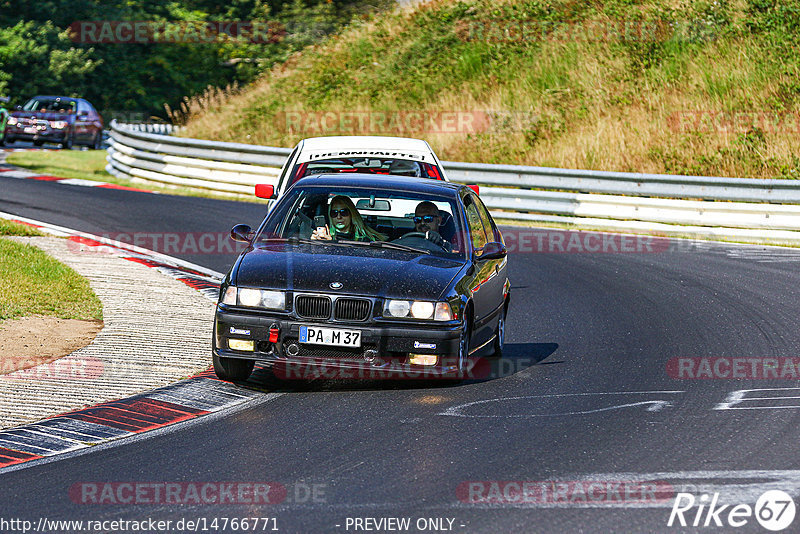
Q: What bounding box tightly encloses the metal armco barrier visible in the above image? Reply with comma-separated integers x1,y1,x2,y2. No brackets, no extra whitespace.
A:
106,121,289,195
106,121,800,244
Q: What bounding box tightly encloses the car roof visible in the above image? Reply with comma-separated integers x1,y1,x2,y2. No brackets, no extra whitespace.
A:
292,173,463,196
296,136,436,163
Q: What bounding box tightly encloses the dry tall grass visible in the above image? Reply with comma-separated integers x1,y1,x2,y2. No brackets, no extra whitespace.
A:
181,0,800,179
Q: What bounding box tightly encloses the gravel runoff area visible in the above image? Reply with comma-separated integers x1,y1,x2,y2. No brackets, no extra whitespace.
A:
0,236,215,429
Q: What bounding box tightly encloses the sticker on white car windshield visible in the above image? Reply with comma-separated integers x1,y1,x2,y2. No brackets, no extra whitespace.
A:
306,151,427,161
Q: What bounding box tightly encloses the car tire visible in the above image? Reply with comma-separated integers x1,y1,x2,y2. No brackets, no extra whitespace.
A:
490,302,507,359
62,132,74,150
443,314,471,385
213,352,255,382
33,140,44,147
91,132,102,150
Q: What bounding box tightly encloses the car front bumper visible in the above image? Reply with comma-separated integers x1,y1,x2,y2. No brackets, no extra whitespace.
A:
213,307,464,378
5,126,68,143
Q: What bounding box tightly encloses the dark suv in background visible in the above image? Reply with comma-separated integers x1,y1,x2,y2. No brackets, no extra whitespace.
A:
3,96,104,149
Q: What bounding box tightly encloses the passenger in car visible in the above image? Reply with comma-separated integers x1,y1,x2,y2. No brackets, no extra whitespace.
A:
311,195,387,242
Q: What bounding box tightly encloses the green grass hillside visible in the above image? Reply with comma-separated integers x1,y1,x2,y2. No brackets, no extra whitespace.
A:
181,0,800,179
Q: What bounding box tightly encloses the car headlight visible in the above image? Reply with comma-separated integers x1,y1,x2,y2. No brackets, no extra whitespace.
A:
221,286,285,310
50,120,68,129
384,300,453,321
7,117,17,126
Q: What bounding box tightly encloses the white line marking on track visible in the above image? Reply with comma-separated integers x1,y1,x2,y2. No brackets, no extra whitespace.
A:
439,391,684,418
715,388,800,410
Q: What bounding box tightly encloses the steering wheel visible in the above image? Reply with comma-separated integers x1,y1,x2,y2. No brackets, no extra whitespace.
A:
396,232,428,240
394,231,449,251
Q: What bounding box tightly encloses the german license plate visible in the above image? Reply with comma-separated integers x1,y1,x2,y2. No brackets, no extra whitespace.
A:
299,326,361,348
23,127,36,134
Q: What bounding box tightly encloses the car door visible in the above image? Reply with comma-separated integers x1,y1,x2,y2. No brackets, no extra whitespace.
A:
75,101,90,142
462,192,497,349
85,101,103,143
473,193,508,326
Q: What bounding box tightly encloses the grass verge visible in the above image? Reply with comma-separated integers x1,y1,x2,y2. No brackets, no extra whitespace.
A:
5,150,110,182
0,222,103,321
0,219,45,237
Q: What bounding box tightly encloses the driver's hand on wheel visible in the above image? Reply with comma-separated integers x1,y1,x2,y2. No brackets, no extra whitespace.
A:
425,231,452,251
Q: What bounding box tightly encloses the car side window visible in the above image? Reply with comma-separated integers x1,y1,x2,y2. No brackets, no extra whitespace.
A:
463,195,488,250
473,195,500,243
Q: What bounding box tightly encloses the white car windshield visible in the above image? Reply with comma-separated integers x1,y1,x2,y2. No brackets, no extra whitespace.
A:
290,158,444,183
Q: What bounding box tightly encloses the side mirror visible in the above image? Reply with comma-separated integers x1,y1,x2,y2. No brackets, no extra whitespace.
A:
467,184,480,195
15,105,22,111
255,184,275,199
230,224,254,243
477,241,507,260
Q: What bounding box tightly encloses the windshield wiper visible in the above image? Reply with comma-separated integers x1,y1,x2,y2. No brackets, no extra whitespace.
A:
285,237,361,248
365,240,431,254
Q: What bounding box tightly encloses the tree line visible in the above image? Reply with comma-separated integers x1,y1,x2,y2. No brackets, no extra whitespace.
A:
0,0,391,122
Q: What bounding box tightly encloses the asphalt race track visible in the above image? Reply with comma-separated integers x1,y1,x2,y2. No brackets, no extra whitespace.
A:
3,173,800,533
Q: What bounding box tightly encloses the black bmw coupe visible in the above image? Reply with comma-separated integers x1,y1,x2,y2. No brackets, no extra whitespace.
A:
213,174,509,382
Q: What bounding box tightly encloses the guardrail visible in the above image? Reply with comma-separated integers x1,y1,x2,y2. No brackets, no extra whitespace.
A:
106,121,800,244
106,121,289,195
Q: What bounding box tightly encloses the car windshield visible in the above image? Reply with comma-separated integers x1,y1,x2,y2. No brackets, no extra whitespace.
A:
256,185,465,258
290,158,443,183
23,98,76,113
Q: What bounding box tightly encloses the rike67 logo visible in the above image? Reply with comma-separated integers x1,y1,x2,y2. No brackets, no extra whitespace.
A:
668,491,796,531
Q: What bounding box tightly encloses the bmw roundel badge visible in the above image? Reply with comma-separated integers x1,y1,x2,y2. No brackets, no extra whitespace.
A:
330,282,343,290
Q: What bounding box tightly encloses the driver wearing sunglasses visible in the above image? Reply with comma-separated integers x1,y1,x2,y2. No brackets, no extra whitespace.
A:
413,201,452,251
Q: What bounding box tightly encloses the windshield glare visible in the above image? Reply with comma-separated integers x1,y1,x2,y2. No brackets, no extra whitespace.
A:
257,186,466,257
23,98,77,113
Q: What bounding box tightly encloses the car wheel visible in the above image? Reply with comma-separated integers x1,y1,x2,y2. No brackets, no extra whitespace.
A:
33,140,44,147
62,132,74,150
91,131,102,150
443,317,471,385
490,302,507,358
212,352,254,382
